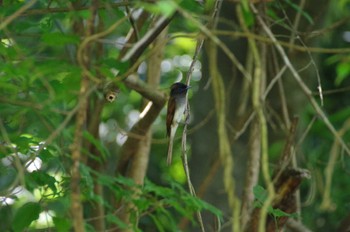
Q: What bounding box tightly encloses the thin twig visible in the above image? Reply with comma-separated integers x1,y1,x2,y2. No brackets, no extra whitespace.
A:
77,16,129,83
251,3,350,157
212,30,350,54
178,9,252,82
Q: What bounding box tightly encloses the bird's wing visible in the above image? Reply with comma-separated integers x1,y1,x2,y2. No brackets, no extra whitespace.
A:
166,97,175,137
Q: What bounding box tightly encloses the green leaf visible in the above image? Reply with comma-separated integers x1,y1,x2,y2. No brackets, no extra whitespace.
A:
144,180,174,197
335,62,350,86
270,208,297,218
53,216,72,232
241,4,255,27
115,175,137,188
39,17,53,31
253,185,268,203
191,197,223,219
149,214,165,232
83,131,110,160
138,0,177,17
12,202,41,232
79,164,94,197
106,214,129,229
42,33,80,46
156,1,177,17
27,171,57,194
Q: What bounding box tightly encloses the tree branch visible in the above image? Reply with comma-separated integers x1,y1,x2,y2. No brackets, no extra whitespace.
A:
123,74,167,105
121,15,175,63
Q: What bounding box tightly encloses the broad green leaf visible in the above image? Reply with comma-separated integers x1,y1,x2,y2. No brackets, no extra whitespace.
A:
12,202,41,232
27,171,57,194
335,62,350,86
53,216,72,232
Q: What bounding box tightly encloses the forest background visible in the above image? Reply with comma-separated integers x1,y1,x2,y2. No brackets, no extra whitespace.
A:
1,0,350,231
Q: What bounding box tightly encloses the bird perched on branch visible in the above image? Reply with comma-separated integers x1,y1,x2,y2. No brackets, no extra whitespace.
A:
166,82,190,165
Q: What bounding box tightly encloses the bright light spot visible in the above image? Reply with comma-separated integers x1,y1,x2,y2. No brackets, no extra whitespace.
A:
31,145,40,151
343,31,350,42
99,122,109,138
175,71,183,82
161,60,173,73
11,186,36,201
173,55,181,67
1,156,14,166
35,210,54,228
0,196,15,205
172,55,194,69
2,152,27,166
1,38,14,47
138,62,147,74
132,8,143,19
127,110,140,128
26,157,42,172
116,133,127,146
110,68,119,76
140,101,152,119
192,69,202,81
179,55,192,67
194,60,202,69
115,36,126,49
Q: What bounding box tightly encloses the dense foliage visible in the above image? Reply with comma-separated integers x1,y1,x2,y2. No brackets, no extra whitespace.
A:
1,0,350,232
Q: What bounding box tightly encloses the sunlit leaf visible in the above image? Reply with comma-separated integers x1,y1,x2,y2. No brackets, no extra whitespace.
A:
27,171,57,194
335,62,350,86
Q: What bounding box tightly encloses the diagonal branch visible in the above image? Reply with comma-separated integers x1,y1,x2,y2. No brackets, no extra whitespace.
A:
123,74,166,106
121,15,175,63
116,102,165,176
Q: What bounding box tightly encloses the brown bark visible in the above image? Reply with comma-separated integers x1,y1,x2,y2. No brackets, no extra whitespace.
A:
113,23,168,232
